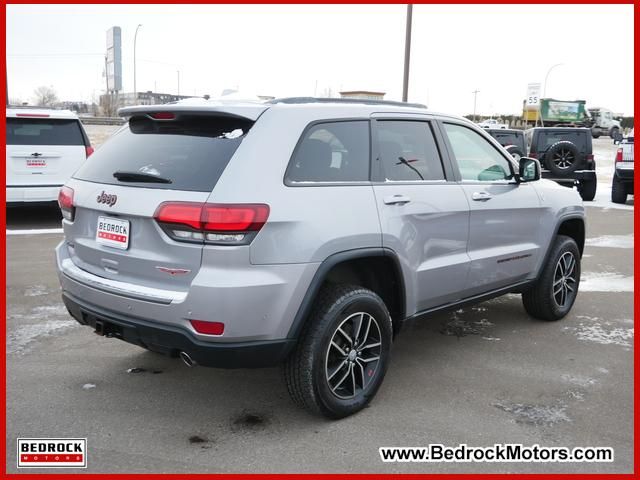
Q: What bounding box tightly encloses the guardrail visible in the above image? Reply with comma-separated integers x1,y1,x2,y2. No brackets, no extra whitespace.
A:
79,116,125,126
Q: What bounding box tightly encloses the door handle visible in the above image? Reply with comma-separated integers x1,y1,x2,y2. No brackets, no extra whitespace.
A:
383,195,411,205
471,191,492,201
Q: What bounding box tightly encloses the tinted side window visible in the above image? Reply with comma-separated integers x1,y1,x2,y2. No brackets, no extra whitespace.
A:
376,121,445,181
7,118,85,146
443,123,513,182
287,121,370,183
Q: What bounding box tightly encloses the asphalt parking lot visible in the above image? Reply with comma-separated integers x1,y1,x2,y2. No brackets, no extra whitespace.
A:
5,137,634,473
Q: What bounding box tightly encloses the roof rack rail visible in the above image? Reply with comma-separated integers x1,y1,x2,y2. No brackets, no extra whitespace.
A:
266,97,427,109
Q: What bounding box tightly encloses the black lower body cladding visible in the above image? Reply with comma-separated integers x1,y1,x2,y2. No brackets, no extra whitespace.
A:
62,293,294,368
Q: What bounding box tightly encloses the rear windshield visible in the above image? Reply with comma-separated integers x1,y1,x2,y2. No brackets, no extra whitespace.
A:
73,115,253,192
536,131,588,151
7,118,85,146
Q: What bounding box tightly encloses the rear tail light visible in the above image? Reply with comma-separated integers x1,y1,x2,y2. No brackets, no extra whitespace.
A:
58,186,75,221
85,146,94,158
154,202,270,245
615,148,623,162
190,320,225,336
586,153,594,161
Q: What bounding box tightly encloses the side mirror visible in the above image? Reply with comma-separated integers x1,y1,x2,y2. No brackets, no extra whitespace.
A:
518,157,541,182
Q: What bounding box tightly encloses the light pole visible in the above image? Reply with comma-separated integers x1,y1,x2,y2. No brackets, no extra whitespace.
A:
133,24,142,105
472,89,480,123
542,63,563,98
402,4,413,102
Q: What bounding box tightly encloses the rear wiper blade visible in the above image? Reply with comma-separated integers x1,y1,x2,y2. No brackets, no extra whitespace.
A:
113,171,172,184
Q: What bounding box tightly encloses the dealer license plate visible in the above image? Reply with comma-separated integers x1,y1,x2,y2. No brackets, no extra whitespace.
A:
96,216,130,250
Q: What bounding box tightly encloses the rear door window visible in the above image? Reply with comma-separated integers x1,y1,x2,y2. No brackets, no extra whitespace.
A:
376,120,445,181
73,115,252,192
7,118,85,146
286,121,370,183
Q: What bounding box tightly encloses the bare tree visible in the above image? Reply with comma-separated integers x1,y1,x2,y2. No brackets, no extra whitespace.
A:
8,97,24,106
33,86,58,107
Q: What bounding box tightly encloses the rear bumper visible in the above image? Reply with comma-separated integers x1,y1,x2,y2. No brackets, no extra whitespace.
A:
6,184,62,203
62,292,295,368
615,166,634,182
56,240,318,343
541,169,596,185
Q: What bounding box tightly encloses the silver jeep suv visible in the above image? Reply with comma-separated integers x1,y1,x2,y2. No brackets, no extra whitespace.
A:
56,98,585,418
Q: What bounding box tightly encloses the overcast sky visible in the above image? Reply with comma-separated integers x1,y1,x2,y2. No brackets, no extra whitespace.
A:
7,4,635,116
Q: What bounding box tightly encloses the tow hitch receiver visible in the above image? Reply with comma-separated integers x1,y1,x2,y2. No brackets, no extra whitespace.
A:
93,319,122,338
95,320,105,336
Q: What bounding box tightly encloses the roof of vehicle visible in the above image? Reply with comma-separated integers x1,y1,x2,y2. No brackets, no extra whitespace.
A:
485,128,523,134
527,127,591,132
6,107,79,120
118,97,469,123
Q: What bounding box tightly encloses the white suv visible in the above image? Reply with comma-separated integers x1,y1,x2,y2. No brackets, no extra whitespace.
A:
6,108,93,203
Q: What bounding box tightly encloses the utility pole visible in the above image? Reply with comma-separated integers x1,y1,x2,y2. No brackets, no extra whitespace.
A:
472,89,480,123
133,24,142,104
402,4,413,102
104,55,110,116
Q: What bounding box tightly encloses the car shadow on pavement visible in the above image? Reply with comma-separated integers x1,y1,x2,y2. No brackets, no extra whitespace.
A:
6,203,62,230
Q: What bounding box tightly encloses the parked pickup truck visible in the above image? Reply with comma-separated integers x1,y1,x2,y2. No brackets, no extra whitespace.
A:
611,129,634,204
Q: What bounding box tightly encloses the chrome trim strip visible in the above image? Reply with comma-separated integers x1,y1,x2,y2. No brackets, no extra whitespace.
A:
60,258,187,305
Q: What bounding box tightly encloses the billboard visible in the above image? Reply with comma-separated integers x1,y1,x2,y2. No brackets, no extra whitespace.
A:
106,26,122,92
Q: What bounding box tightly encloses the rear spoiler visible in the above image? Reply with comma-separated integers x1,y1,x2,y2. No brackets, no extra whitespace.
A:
118,103,269,122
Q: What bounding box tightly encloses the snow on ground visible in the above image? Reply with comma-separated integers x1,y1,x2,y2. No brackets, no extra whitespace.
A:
580,272,634,292
7,304,78,354
585,234,634,249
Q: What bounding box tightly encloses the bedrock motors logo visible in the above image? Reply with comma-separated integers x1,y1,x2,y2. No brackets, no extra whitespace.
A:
17,438,87,468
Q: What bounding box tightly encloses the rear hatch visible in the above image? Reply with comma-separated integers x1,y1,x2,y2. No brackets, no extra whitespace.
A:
6,116,89,186
63,107,265,293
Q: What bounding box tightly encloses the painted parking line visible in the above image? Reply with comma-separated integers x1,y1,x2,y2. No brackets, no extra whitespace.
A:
6,228,63,235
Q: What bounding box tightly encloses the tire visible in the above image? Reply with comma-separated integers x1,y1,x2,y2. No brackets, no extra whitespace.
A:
611,176,628,204
505,145,524,161
522,235,580,321
578,176,597,201
609,127,619,139
544,141,580,175
283,284,393,419
591,131,601,139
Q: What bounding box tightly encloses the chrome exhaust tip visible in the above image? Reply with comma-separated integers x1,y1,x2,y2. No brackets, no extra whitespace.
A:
179,351,196,367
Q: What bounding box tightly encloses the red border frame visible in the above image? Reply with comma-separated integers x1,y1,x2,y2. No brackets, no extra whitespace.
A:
1,2,637,478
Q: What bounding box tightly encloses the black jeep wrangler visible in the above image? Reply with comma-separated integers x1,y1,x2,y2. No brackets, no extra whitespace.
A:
485,128,527,161
525,127,597,201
